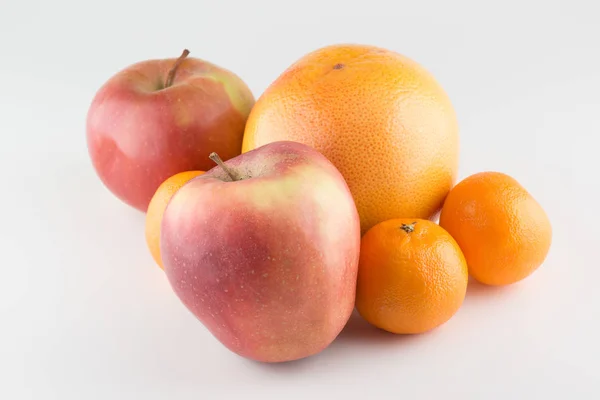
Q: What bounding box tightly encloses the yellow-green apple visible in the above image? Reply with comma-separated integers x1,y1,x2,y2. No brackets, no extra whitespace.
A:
86,49,255,212
160,141,360,363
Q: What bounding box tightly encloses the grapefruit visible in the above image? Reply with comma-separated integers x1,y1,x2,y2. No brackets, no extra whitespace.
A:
243,44,459,232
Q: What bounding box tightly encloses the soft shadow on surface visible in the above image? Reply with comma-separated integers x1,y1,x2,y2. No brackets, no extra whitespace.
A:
334,310,435,345
465,277,522,300
222,279,530,373
246,311,434,373
243,340,339,374
246,353,320,374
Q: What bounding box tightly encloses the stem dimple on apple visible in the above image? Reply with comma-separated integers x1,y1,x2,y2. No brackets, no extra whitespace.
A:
209,152,240,181
164,49,190,88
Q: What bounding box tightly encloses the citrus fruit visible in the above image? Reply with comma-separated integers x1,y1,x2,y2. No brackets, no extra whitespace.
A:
145,170,203,269
242,44,459,233
439,172,552,286
355,218,468,334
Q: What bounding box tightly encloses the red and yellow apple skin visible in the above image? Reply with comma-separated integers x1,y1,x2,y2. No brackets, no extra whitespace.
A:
86,51,255,212
160,141,360,363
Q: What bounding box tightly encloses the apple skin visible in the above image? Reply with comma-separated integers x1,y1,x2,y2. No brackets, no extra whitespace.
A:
161,141,361,363
86,52,255,212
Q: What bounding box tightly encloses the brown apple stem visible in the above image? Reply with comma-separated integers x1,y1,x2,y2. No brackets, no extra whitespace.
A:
164,49,190,88
209,152,239,181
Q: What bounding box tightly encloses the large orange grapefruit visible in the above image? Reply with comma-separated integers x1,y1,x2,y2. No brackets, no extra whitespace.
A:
242,44,459,232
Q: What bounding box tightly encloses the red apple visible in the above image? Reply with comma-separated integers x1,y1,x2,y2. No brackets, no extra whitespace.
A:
161,141,360,363
86,49,255,212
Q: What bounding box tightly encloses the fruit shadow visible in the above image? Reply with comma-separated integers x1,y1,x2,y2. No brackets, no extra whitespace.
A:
248,280,521,373
247,311,431,374
465,276,520,300
334,310,434,346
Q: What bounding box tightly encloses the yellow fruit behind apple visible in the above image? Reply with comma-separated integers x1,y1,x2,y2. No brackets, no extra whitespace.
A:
145,170,204,269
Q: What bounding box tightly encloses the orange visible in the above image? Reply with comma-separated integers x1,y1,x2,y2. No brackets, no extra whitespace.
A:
439,172,552,286
355,218,468,334
145,170,203,269
242,44,459,233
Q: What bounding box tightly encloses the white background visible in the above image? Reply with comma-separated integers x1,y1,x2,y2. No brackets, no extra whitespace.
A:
1,0,599,398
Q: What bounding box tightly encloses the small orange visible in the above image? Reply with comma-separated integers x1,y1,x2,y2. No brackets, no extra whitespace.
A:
439,171,552,286
355,219,468,334
145,170,203,269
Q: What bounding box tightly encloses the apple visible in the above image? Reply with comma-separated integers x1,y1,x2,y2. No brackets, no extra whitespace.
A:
160,141,361,362
86,49,255,212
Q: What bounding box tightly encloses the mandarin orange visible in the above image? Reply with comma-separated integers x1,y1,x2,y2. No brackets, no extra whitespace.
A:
439,172,552,286
356,219,468,334
145,170,204,269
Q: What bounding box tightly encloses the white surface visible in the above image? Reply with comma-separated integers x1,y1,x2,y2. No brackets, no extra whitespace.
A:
1,0,599,398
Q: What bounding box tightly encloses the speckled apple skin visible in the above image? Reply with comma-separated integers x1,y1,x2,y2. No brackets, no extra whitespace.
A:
160,141,360,363
86,55,255,212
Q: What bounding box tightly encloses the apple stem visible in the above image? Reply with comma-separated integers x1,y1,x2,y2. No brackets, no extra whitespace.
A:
164,49,190,88
209,152,239,181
